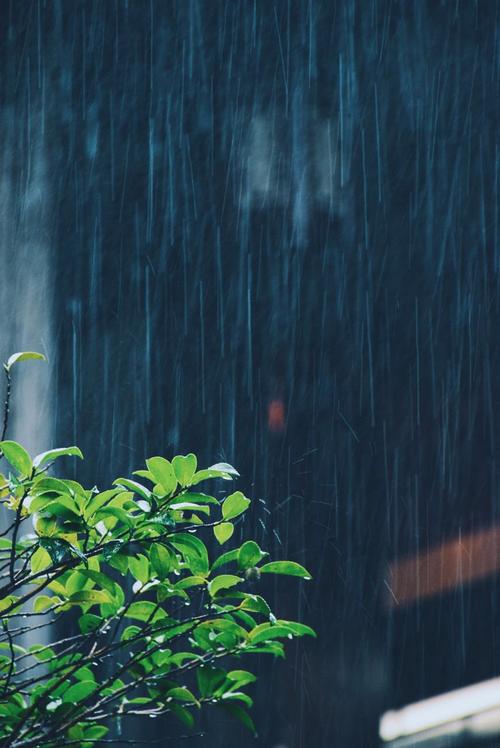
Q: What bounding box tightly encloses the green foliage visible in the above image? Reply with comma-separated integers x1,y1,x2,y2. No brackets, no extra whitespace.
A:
0,353,315,747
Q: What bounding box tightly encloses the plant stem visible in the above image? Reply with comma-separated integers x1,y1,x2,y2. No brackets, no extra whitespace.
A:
1,365,11,442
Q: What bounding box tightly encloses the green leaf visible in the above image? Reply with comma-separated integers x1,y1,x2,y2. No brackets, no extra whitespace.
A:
31,476,74,495
214,522,234,545
74,666,95,682
33,595,57,613
182,492,220,506
30,547,52,574
146,457,177,495
196,666,227,697
108,552,129,575
227,670,257,687
166,686,200,707
174,575,206,590
191,466,238,485
222,691,254,708
276,620,317,638
78,614,102,634
6,351,46,369
233,609,258,629
222,491,250,521
170,703,194,729
170,501,210,515
76,570,119,598
259,561,312,580
28,645,55,662
208,574,242,597
84,488,124,520
209,462,240,477
172,454,197,486
0,441,32,476
62,680,98,703
211,548,239,572
112,478,152,502
237,541,268,569
143,510,176,531
124,601,166,622
150,543,176,580
29,494,80,516
95,505,133,528
248,623,295,645
128,554,150,584
0,595,19,613
33,446,83,469
235,593,272,618
40,537,86,565
69,590,112,606
133,469,155,481
101,540,124,560
169,533,209,576
121,625,142,642
221,702,256,735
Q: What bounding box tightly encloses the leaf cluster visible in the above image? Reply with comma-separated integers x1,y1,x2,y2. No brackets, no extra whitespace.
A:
0,354,314,747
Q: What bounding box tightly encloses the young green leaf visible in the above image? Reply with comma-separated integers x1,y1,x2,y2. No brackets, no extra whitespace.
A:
112,478,152,502
237,540,268,569
33,446,83,469
169,533,209,576
170,501,210,515
207,574,242,597
172,454,197,486
259,561,312,580
222,491,250,521
62,681,98,703
190,465,239,485
124,601,166,622
208,462,240,477
78,614,102,634
30,547,52,574
214,522,234,545
40,537,86,565
196,666,227,697
275,620,317,638
150,543,176,579
166,686,200,707
222,691,254,708
146,457,177,495
6,351,46,369
0,441,32,476
227,670,257,687
169,703,195,729
211,548,239,572
69,590,112,606
101,540,124,560
33,594,58,613
248,622,296,643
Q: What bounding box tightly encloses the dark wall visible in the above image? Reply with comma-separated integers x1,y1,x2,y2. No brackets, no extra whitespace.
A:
2,1,500,745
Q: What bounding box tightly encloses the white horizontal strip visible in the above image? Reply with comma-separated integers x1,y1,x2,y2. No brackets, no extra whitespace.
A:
380,677,500,742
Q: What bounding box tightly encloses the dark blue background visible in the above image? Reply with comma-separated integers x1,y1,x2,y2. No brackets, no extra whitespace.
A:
2,2,500,745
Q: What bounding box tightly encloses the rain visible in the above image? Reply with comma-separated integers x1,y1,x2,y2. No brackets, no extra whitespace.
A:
1,1,499,746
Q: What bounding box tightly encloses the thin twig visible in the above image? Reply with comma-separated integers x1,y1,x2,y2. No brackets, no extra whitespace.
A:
0,620,15,696
1,365,11,442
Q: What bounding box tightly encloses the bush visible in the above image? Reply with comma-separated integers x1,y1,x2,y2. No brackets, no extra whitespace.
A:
0,353,314,747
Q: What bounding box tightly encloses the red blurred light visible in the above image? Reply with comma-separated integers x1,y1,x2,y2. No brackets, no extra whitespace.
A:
268,399,285,432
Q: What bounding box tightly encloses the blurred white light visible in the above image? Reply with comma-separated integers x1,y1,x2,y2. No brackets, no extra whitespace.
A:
380,677,500,742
